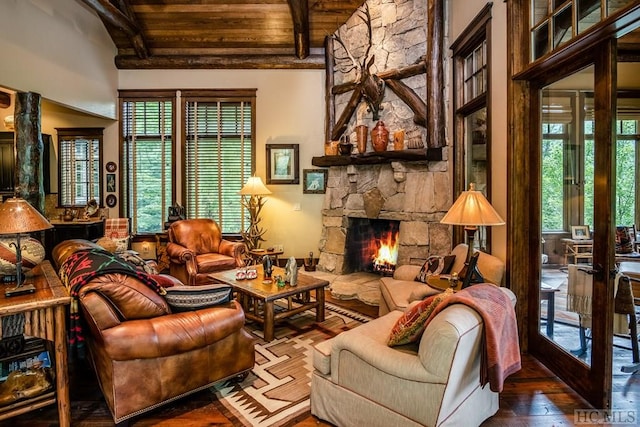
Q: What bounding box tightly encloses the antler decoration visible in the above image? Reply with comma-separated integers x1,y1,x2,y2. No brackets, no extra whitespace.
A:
331,3,386,121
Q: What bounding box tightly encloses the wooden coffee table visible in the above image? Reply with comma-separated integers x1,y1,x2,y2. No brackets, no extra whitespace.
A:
211,265,329,341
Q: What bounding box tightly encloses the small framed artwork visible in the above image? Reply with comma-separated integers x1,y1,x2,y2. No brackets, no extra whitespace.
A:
571,225,591,240
303,169,328,194
106,161,117,172
106,194,118,208
106,173,116,193
266,144,299,184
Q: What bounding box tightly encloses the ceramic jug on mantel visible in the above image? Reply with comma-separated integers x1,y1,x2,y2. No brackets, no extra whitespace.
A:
370,120,389,152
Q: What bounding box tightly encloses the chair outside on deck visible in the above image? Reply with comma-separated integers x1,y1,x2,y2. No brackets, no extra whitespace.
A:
166,218,246,286
566,265,638,372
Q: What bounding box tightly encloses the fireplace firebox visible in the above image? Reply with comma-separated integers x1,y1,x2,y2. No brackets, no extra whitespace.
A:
344,218,400,275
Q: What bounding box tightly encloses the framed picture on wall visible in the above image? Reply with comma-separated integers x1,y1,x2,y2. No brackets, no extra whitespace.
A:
266,144,299,184
303,169,327,194
106,173,116,193
571,225,591,240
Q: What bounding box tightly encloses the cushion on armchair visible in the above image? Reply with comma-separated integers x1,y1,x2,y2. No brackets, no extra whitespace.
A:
415,255,456,283
387,289,453,346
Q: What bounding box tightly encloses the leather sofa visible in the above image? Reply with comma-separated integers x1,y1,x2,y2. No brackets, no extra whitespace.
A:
379,243,505,316
52,239,255,425
311,286,517,427
166,218,246,286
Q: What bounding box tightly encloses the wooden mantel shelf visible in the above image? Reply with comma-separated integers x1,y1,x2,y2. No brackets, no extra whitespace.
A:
311,148,443,167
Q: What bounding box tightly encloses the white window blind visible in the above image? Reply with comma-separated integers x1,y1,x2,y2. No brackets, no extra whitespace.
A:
58,129,102,207
121,97,174,234
184,95,254,234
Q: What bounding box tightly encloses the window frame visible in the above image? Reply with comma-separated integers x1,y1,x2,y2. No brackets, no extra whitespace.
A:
451,4,493,250
56,127,103,208
119,90,176,235
181,89,257,235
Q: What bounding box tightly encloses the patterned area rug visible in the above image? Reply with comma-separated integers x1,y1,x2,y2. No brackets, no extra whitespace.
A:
211,303,371,427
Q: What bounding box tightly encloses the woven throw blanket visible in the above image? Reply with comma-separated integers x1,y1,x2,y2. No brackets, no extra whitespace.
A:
58,248,164,355
567,264,628,333
424,284,521,392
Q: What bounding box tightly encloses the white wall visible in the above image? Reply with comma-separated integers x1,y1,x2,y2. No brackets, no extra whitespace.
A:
448,0,508,262
0,0,118,119
119,70,327,258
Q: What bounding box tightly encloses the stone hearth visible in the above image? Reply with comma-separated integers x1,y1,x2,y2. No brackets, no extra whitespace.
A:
317,160,452,274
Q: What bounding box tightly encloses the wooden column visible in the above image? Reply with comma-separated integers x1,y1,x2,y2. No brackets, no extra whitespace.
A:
426,0,445,148
14,92,45,213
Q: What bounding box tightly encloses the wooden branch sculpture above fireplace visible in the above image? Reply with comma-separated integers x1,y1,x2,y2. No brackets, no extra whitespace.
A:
331,4,385,123
325,0,444,150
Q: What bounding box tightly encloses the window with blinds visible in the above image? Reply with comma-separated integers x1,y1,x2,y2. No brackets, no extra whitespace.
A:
57,128,103,207
120,94,175,234
183,90,255,234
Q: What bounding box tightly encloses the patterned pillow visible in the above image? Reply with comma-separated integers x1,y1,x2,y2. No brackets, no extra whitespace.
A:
164,283,233,312
387,288,453,346
415,255,456,283
615,226,634,254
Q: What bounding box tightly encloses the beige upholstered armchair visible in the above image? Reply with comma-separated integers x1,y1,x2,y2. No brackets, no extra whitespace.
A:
166,218,246,286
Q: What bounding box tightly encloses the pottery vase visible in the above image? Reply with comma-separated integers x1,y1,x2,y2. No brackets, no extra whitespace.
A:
370,120,389,152
355,125,368,154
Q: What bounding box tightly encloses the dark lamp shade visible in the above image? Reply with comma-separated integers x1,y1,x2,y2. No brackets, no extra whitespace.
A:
440,184,505,227
0,197,53,235
239,177,272,196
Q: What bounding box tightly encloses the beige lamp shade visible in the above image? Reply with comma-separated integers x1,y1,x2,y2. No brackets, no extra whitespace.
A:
440,183,505,227
0,197,53,235
239,176,272,196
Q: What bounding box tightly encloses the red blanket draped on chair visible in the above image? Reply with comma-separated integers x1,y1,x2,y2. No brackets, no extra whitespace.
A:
425,283,521,392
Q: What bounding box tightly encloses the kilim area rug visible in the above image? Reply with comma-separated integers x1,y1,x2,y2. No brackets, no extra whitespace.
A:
211,303,372,427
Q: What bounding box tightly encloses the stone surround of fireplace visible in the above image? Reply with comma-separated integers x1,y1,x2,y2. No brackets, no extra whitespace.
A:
317,160,452,274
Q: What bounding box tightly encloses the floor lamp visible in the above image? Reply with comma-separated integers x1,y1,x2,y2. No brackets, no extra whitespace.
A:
239,176,272,251
440,183,505,284
0,197,52,297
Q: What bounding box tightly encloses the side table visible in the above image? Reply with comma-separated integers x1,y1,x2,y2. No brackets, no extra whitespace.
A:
0,261,71,426
248,248,284,266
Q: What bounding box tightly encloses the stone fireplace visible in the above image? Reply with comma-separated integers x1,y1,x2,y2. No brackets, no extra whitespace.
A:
317,160,452,274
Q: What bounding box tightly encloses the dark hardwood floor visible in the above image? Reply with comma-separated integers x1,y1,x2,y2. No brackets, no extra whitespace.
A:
1,290,634,426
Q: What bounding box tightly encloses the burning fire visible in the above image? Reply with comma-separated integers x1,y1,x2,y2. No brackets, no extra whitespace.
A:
372,231,399,275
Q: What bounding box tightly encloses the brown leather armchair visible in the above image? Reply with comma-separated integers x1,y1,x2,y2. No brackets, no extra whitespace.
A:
166,218,246,286
52,239,255,425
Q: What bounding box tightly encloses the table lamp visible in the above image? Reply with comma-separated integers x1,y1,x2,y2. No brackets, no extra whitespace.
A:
239,176,272,251
440,183,505,284
0,197,53,297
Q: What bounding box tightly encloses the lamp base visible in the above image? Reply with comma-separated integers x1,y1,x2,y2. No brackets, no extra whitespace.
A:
5,283,36,297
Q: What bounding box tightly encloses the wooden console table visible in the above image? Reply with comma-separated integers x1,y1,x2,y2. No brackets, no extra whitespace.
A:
45,219,104,260
0,261,71,426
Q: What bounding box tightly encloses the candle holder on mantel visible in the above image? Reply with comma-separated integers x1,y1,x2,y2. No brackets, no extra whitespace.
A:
371,120,389,152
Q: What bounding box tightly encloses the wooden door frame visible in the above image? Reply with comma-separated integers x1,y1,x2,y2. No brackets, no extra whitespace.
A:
507,2,640,409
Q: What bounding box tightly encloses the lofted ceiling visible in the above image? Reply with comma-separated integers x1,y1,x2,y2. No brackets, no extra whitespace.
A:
79,0,365,69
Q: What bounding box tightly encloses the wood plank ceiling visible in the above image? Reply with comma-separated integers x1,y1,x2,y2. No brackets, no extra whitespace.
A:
80,0,365,69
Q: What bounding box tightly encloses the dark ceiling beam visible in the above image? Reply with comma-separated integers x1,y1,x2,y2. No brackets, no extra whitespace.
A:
115,54,325,70
80,0,149,59
287,0,310,59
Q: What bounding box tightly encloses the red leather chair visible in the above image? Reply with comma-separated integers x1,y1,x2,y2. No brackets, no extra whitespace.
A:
166,218,246,285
